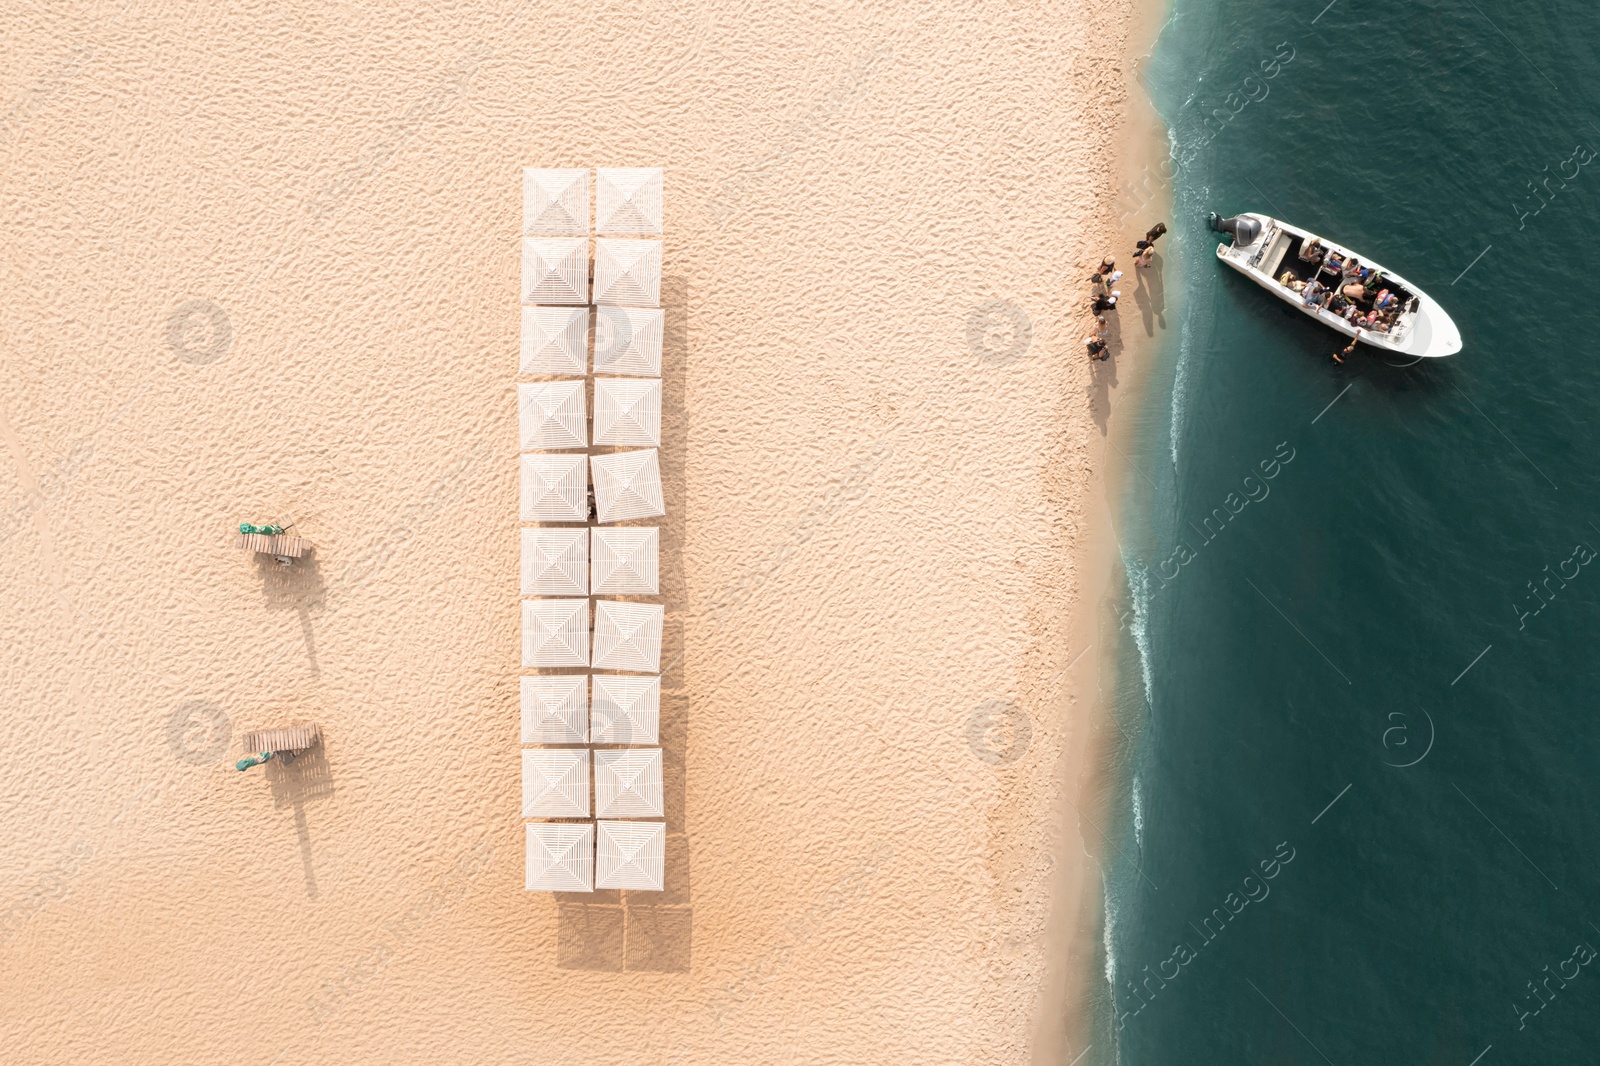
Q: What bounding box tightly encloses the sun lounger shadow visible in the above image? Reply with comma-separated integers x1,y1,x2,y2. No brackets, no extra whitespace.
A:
264,738,334,898
252,549,326,675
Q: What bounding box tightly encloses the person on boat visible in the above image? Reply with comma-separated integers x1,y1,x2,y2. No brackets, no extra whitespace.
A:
1341,278,1367,302
1333,329,1362,364
1322,250,1345,276
1342,304,1363,326
1342,256,1361,279
1278,270,1298,287
1328,293,1351,317
1363,270,1384,297
1299,238,1325,263
1302,279,1327,308
1373,288,1398,312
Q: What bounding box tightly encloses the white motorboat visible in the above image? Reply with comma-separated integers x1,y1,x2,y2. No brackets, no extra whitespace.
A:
1208,212,1462,358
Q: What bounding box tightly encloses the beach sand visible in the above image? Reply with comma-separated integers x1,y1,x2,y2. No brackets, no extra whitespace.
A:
0,1,1167,1063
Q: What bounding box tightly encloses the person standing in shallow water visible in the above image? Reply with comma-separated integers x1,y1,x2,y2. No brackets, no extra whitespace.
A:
1333,329,1362,364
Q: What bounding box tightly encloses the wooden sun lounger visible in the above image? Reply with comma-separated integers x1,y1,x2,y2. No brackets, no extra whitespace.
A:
238,722,322,754
234,532,307,558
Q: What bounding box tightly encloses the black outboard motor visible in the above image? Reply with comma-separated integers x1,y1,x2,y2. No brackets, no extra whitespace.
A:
1208,212,1262,247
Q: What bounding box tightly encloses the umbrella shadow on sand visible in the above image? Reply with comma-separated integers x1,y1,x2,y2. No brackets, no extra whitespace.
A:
555,276,692,974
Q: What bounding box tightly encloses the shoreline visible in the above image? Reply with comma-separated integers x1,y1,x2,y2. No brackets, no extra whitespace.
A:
1031,0,1176,1060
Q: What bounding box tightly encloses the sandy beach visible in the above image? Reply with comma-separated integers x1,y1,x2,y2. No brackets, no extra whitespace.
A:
0,1,1168,1063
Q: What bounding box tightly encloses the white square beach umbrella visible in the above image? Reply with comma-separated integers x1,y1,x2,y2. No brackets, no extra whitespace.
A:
520,674,588,744
590,527,658,595
590,673,660,744
593,306,663,377
592,600,663,673
522,598,590,667
523,168,590,236
520,306,589,376
521,237,589,305
594,748,664,818
519,380,587,450
526,821,594,892
593,238,661,307
592,377,661,447
589,449,663,523
596,820,665,891
521,528,588,596
595,167,663,235
520,453,588,523
522,747,591,818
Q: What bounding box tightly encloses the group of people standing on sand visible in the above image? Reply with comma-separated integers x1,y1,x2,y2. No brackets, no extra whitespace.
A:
1086,222,1166,361
1276,237,1407,362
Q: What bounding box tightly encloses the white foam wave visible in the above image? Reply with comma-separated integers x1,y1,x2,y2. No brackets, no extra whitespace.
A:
1123,554,1155,712
1132,773,1145,852
1102,875,1119,989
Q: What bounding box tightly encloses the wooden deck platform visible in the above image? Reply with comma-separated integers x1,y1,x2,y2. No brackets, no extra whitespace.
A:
234,532,307,558
238,722,321,754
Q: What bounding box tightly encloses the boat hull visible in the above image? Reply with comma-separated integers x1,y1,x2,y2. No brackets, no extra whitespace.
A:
1213,212,1462,358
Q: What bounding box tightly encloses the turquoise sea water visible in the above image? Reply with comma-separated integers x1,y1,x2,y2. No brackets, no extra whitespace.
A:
1098,1,1600,1063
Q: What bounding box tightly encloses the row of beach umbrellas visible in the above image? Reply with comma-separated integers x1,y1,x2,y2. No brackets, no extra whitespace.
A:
520,166,668,893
